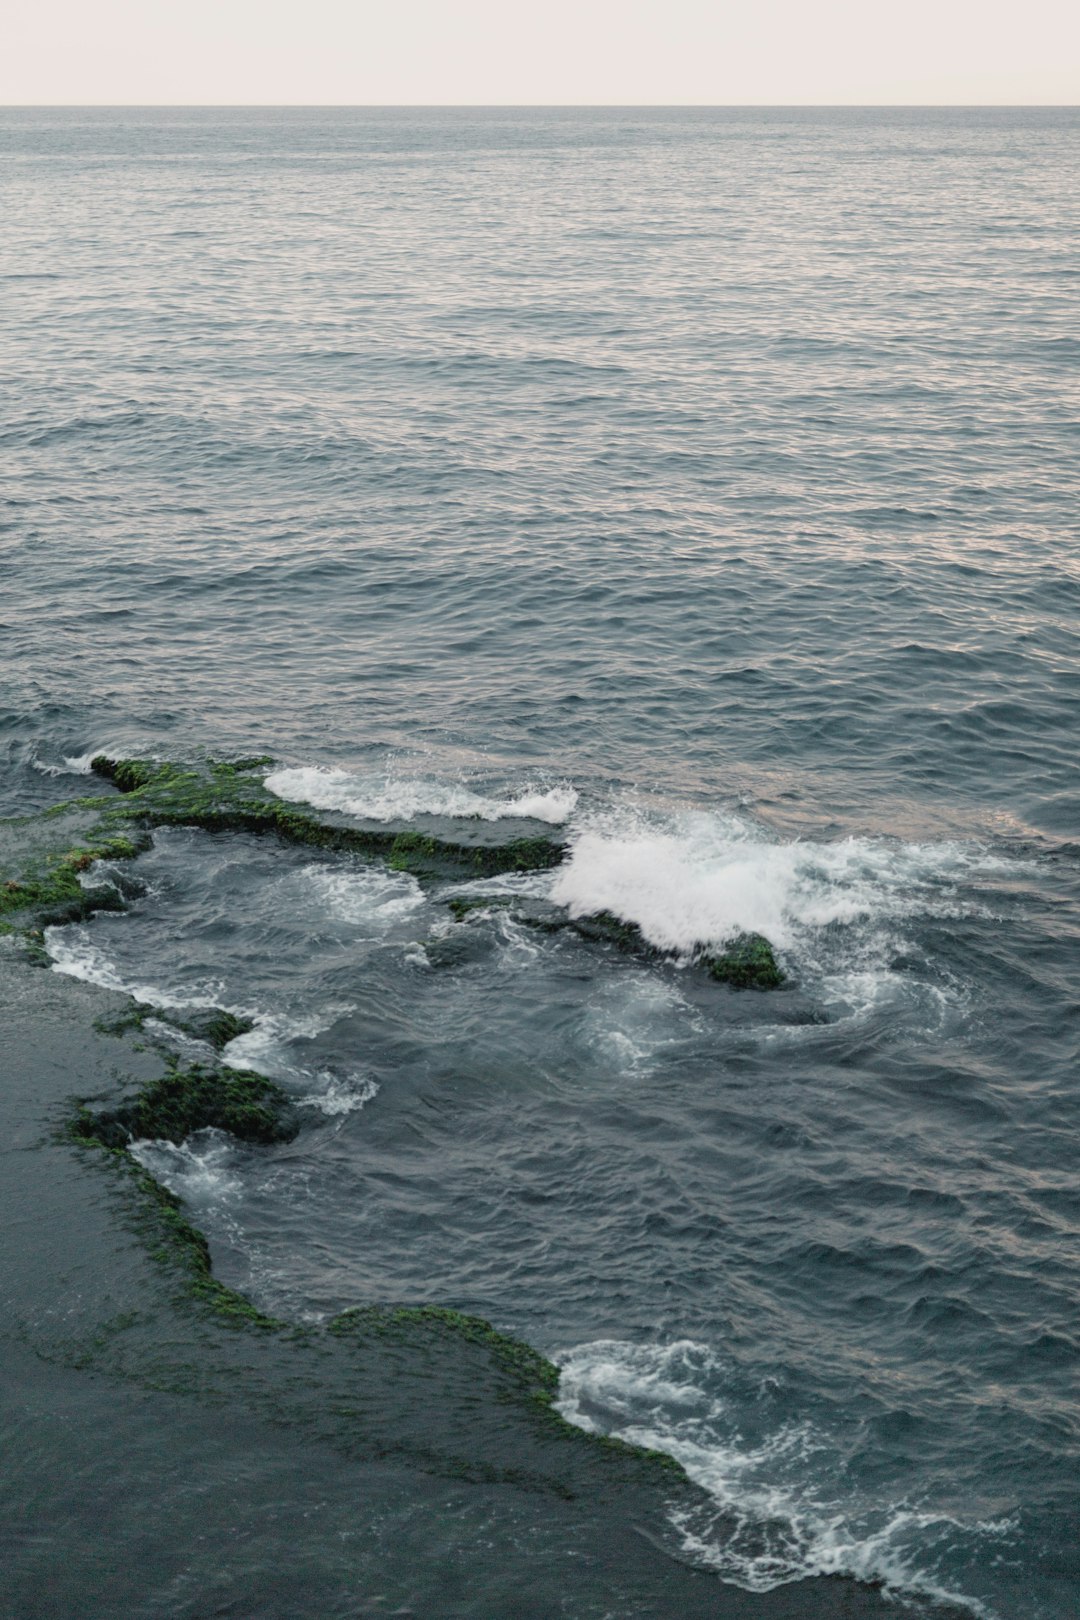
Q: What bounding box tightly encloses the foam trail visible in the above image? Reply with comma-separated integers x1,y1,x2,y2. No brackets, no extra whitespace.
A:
298,864,424,928
265,765,577,825
556,1339,1001,1617
45,928,372,1116
45,926,231,1011
61,751,99,774
28,749,99,778
130,1130,242,1204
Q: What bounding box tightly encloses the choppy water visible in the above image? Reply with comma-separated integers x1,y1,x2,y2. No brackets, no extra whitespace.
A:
3,107,1079,1619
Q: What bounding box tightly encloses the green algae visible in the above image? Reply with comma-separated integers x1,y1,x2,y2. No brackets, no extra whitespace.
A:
704,931,784,989
4,752,779,986
70,1060,299,1151
329,1304,560,1402
0,750,723,1497
67,1058,299,1331
570,910,652,953
93,1002,256,1054
82,755,567,879
326,1307,683,1477
66,1086,687,1479
68,1123,285,1332
0,827,146,937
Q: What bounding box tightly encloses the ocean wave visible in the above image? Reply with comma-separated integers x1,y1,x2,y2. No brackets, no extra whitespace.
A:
222,1016,376,1117
29,749,101,778
264,764,578,825
551,805,1008,957
556,1338,1005,1617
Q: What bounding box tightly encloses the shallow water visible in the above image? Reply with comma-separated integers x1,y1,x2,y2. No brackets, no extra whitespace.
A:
3,106,1079,1618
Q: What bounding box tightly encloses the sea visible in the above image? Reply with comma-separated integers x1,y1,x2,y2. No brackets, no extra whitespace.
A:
2,106,1078,1619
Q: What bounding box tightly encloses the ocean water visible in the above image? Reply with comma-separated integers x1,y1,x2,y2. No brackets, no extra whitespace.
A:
3,107,1079,1618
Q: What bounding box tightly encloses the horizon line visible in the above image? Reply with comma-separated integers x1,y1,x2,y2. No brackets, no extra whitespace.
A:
2,101,1078,111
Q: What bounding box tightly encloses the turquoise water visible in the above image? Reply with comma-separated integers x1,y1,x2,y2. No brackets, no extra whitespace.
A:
2,107,1079,1617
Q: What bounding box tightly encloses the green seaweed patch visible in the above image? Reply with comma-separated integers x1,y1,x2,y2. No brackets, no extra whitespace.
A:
215,754,275,773
93,1005,150,1038
89,755,163,793
702,931,783,989
71,1061,299,1150
158,1007,256,1051
0,832,144,931
569,911,783,989
571,910,652,953
388,830,564,879
329,1303,560,1400
93,1003,256,1052
86,755,566,879
327,1307,683,1477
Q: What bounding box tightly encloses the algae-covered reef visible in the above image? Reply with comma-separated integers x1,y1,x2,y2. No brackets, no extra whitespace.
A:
71,1060,299,1151
64,1048,624,1447
86,755,567,878
2,752,783,987
568,909,783,989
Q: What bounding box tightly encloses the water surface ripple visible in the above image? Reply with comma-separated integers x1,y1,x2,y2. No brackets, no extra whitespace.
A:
3,107,1079,1620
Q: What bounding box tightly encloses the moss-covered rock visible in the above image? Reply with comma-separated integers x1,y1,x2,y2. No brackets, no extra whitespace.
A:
158,1008,256,1050
84,755,567,879
703,931,784,989
569,910,652,953
0,823,147,933
71,1061,298,1150
568,912,783,988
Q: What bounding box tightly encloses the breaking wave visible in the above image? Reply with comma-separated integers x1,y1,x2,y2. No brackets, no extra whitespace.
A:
264,764,578,825
551,804,1008,956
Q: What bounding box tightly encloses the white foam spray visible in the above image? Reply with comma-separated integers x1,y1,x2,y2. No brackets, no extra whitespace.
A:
264,765,577,825
551,806,1004,958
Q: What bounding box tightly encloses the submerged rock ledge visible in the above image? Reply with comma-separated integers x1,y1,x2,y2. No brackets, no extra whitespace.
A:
444,897,784,989
87,754,567,878
0,769,959,1617
66,1044,680,1457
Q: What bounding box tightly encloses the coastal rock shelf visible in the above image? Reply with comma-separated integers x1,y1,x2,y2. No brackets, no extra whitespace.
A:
441,897,783,988
1,753,785,988
87,754,568,878
0,759,970,1618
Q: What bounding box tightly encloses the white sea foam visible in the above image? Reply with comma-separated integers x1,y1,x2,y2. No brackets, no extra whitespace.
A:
264,765,577,825
61,751,99,774
297,1072,378,1116
551,806,1005,958
130,1129,242,1204
579,974,702,1075
556,1338,1001,1616
29,749,100,778
298,863,424,929
44,926,231,1011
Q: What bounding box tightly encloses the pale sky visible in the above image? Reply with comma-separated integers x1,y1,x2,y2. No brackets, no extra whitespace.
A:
5,0,1079,106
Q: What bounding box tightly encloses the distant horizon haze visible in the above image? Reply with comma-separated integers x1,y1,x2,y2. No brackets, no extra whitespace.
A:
4,0,1078,107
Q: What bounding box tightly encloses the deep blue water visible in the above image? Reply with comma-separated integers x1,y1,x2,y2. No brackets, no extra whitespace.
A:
2,107,1079,1618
